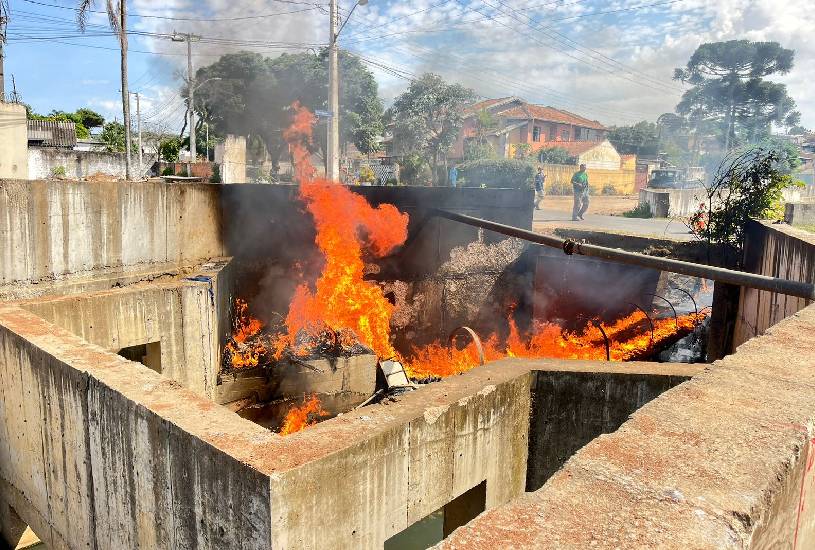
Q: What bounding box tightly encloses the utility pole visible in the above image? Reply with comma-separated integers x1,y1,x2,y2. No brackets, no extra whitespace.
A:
9,74,18,103
326,0,367,182
328,0,340,181
172,32,201,176
134,92,142,175
0,3,8,103
120,0,132,180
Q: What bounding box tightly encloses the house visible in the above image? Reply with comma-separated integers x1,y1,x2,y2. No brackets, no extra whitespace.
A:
450,97,612,164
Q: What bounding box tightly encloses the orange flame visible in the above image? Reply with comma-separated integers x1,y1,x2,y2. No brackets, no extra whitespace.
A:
279,394,329,435
225,298,266,368
405,311,704,379
279,102,409,358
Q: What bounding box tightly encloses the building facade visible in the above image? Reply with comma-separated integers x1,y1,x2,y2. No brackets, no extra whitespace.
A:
450,97,609,162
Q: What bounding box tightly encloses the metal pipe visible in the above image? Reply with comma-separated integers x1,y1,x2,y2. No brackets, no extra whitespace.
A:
430,209,815,300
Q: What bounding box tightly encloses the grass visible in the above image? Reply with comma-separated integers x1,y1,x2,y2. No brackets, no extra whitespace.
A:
621,202,653,219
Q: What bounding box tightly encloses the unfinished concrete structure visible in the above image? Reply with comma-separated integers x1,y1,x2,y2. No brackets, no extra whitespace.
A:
0,179,813,549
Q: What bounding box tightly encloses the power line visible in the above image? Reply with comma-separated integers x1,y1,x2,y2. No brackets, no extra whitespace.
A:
20,0,325,21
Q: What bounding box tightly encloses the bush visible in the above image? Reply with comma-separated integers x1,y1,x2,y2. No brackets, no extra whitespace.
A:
458,159,535,189
538,147,577,165
210,163,221,183
622,203,653,218
358,165,376,184
50,166,67,179
601,184,619,195
547,180,572,195
385,177,399,186
161,167,175,176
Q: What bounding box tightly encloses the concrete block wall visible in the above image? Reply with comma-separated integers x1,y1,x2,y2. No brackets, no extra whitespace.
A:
0,303,533,550
438,304,815,549
734,220,815,348
19,279,221,398
0,305,274,549
27,147,157,180
0,180,224,286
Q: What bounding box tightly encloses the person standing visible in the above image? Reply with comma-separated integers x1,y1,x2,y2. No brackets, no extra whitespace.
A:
449,165,459,187
571,163,590,221
533,167,546,210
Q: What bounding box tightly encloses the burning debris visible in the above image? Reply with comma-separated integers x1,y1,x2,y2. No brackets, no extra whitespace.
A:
223,104,711,436
279,394,329,436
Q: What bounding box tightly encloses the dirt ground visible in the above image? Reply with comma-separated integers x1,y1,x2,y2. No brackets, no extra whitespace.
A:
539,194,639,216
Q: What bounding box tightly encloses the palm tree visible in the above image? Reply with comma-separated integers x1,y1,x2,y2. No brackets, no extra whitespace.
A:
77,0,132,179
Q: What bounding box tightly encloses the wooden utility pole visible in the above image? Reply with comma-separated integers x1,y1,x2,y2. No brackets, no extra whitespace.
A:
0,2,9,102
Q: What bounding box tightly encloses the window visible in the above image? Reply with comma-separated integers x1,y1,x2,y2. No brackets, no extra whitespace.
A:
532,126,541,142
560,128,570,141
548,126,556,141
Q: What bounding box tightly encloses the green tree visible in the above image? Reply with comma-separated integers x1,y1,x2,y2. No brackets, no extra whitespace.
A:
100,121,126,152
464,108,498,160
74,108,105,129
537,147,576,165
159,137,182,162
389,73,476,185
674,40,800,151
193,50,384,163
607,121,660,156
689,142,801,267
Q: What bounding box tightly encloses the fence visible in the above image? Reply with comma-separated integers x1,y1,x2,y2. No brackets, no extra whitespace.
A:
541,163,636,195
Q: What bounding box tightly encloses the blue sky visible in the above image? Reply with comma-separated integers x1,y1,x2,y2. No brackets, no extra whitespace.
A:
8,0,815,132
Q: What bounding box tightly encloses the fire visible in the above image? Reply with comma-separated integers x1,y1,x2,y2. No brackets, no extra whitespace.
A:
224,298,266,368
278,102,409,358
279,394,329,436
405,311,704,379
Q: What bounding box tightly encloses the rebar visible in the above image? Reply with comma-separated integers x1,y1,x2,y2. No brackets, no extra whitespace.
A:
448,326,486,365
628,302,655,345
647,293,679,328
590,320,611,361
428,209,815,300
671,287,699,321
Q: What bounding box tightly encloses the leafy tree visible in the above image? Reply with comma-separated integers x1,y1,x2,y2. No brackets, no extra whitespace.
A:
537,147,576,165
689,142,801,267
674,40,800,151
390,73,476,185
159,137,182,162
100,121,126,152
193,50,384,164
464,108,498,160
607,121,660,156
74,108,105,129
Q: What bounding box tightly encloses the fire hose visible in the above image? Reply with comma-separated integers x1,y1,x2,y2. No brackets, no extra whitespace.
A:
428,209,815,300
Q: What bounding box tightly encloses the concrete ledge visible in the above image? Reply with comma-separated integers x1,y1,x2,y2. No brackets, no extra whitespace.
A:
437,304,815,549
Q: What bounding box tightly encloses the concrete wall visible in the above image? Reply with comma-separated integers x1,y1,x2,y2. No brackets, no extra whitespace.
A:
0,304,532,549
28,147,155,180
214,135,246,184
542,163,636,195
18,274,227,398
784,200,815,226
0,305,274,549
0,180,224,286
439,304,815,549
0,103,28,180
733,220,815,348
526,363,700,491
639,186,708,217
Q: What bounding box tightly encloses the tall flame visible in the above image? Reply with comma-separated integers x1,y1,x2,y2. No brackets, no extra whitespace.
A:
279,102,409,358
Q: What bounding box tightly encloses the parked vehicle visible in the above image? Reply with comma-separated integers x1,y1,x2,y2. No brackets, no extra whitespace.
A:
648,167,704,189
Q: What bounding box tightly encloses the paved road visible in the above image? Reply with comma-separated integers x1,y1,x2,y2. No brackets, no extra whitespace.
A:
533,207,695,241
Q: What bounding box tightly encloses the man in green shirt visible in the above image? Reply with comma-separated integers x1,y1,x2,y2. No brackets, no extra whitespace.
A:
571,163,590,221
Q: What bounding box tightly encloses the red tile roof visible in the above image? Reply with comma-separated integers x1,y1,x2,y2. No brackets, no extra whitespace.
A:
465,97,606,131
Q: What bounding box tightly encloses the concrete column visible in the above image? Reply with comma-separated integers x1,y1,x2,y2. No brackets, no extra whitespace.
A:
0,103,28,179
